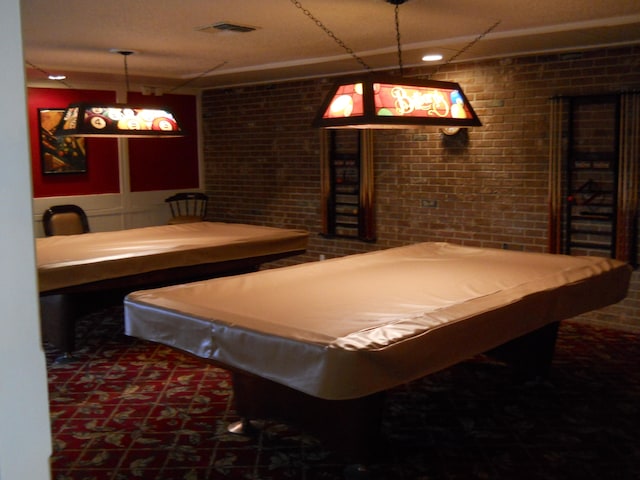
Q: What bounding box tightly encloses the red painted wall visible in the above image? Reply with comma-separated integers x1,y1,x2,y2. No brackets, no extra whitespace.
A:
28,88,199,197
128,92,199,192
28,88,120,197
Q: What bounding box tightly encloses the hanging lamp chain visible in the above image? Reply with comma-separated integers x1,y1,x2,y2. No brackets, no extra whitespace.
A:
24,60,76,90
290,0,372,72
428,20,501,79
167,61,228,93
394,3,404,76
121,51,132,93
291,0,499,80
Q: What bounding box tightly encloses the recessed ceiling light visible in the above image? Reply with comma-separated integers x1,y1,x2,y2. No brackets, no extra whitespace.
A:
422,54,443,62
48,74,66,81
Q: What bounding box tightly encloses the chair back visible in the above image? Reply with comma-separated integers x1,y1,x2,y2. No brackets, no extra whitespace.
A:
43,204,90,236
165,192,208,224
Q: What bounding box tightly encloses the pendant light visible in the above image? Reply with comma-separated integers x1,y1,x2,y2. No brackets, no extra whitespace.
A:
313,75,481,129
312,0,481,129
56,51,184,138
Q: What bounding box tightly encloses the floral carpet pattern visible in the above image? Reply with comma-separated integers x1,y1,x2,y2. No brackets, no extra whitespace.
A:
46,307,640,480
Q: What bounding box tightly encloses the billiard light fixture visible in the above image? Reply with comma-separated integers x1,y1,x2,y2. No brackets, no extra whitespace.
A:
56,51,184,138
312,75,481,129
55,103,183,138
312,0,481,129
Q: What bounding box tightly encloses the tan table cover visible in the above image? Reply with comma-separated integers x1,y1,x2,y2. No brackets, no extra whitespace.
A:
37,222,308,293
124,242,631,400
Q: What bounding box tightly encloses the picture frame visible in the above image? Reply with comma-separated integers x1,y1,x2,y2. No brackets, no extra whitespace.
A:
39,108,87,174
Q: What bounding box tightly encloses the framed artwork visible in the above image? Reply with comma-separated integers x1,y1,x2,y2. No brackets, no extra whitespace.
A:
39,108,87,174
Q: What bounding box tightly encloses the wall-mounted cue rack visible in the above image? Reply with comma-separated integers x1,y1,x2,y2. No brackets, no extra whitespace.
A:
549,92,640,266
320,129,375,241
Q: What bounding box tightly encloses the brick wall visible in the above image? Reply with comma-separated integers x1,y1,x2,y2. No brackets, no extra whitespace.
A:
202,45,640,331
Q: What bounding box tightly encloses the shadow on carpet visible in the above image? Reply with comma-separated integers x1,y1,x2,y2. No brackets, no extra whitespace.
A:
46,306,640,480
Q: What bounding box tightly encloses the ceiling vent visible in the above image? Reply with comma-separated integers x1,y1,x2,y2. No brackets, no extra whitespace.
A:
197,22,257,34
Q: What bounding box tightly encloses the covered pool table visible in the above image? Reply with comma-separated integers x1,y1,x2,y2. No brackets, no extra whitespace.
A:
38,221,308,354
124,242,630,466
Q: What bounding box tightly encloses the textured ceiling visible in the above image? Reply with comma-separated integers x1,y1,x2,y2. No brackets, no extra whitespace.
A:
21,0,640,92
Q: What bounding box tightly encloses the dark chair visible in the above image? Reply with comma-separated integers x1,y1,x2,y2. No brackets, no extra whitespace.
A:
165,192,209,224
42,204,90,236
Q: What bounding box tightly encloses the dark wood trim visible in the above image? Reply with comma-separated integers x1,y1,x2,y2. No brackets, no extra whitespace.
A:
40,249,305,355
40,250,304,296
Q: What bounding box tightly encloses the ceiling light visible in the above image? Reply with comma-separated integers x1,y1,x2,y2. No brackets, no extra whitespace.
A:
313,75,481,129
56,50,183,138
422,54,443,62
312,0,481,129
55,104,183,138
48,74,67,81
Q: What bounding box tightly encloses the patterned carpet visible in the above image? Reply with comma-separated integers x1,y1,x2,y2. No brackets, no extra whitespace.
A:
46,306,640,480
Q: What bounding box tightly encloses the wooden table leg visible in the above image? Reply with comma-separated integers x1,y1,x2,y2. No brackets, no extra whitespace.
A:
231,371,386,467
40,292,121,360
488,321,560,381
40,294,79,359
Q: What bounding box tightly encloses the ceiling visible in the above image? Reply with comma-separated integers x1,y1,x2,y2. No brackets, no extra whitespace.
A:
21,0,640,93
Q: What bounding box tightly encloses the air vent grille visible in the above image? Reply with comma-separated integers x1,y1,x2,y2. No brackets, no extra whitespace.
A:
197,22,257,34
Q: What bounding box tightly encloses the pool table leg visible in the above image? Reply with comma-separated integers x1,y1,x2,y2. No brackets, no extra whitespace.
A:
226,417,260,435
40,294,80,360
230,371,385,469
40,292,120,360
488,321,560,381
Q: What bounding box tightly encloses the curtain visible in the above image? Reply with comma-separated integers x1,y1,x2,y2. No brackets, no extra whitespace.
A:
548,97,565,253
616,92,640,264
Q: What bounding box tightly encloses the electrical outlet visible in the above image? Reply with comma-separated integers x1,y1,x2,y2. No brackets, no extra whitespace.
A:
421,199,438,208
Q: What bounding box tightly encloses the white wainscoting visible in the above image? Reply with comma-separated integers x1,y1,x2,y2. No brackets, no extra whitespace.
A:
32,190,202,237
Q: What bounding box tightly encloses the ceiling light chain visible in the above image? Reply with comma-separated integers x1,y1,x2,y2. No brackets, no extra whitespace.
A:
428,20,501,79
120,50,133,93
25,60,75,89
167,61,229,94
393,2,404,76
290,0,371,72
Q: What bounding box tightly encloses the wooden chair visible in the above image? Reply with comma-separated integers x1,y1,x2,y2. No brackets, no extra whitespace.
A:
165,192,208,224
42,204,90,236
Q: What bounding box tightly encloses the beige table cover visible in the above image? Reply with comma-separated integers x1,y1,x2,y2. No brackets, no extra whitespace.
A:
37,222,308,293
124,242,630,400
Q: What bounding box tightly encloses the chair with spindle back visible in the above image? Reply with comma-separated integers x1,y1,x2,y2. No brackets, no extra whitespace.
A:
165,192,208,224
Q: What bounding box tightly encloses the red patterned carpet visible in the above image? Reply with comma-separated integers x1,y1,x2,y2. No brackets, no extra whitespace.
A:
46,306,640,480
